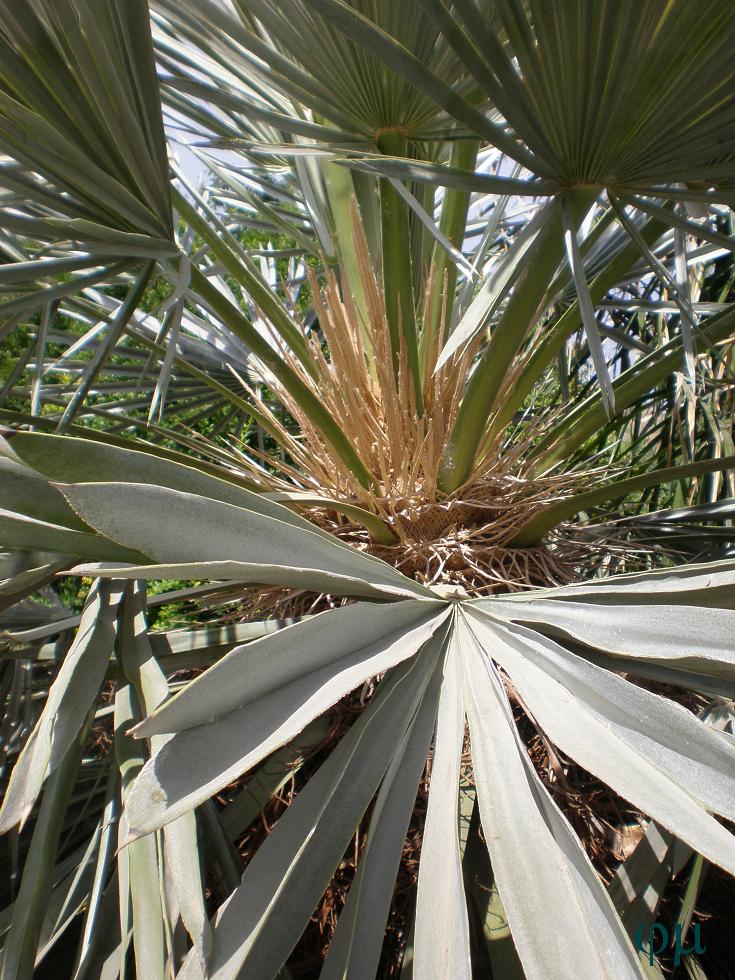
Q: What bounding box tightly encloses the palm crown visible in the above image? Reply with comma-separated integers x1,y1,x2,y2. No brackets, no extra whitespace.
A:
1,2,735,978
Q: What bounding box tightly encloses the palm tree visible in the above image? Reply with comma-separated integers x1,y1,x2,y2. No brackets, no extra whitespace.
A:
1,2,735,977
